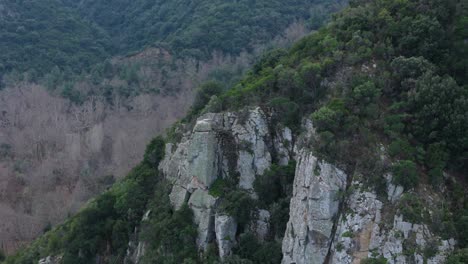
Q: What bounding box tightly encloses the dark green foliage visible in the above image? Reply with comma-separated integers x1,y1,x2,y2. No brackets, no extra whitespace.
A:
0,0,111,78
425,143,448,186
254,162,296,207
140,184,198,264
268,198,292,239
447,248,468,264
388,139,415,160
254,161,296,238
233,233,282,264
143,136,166,168
60,0,344,58
361,257,387,264
219,190,256,228
392,160,419,190
408,73,468,164
209,178,230,198
455,209,468,248
190,82,224,117
268,97,301,131
398,193,426,224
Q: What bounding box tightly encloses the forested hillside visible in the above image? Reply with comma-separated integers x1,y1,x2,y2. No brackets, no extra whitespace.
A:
60,0,341,57
0,0,344,87
0,0,111,81
3,0,467,263
0,0,347,258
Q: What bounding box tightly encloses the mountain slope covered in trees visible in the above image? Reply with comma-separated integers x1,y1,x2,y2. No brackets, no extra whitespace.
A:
0,0,111,80
59,0,342,57
0,0,347,257
3,0,467,263
0,0,345,85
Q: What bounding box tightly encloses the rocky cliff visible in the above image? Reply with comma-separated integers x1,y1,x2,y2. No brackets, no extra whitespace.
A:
145,108,456,263
159,108,292,253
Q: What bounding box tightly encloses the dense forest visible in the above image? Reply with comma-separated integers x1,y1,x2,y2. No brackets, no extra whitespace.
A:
0,0,344,89
0,0,111,79
2,0,467,263
59,0,340,57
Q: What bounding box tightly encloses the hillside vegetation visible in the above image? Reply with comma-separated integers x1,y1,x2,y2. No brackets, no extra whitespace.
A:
2,0,467,263
0,0,111,81
60,0,342,57
0,0,344,91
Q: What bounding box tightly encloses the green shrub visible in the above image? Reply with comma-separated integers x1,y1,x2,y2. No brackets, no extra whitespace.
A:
209,178,230,198
384,114,406,138
143,136,166,168
190,82,224,117
361,257,387,264
219,190,256,228
398,194,426,224
342,231,353,238
268,198,291,239
141,183,198,264
388,139,414,159
446,248,468,264
425,143,448,186
233,233,282,264
311,100,345,133
392,160,419,190
269,97,301,131
455,209,468,248
254,162,295,207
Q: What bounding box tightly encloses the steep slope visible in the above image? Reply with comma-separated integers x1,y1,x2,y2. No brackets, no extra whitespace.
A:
0,0,111,80
0,0,346,255
3,0,467,263
59,0,342,56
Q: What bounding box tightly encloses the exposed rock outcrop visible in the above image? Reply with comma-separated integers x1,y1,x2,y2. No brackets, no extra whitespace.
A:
159,107,293,256
158,110,456,263
38,256,61,264
251,209,271,241
329,183,455,264
281,150,347,264
215,214,237,259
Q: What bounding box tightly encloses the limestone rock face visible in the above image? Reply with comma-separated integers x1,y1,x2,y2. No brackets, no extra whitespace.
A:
159,111,456,263
281,149,347,264
215,214,237,259
251,209,271,241
189,189,217,250
159,107,293,255
385,173,404,203
38,256,61,264
329,183,455,264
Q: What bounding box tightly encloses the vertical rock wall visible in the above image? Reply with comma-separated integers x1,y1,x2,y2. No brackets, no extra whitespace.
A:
159,107,293,257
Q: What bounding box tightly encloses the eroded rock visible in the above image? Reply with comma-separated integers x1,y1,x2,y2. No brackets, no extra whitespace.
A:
282,150,347,264
215,214,237,259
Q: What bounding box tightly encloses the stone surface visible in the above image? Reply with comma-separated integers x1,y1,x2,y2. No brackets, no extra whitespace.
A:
385,173,404,203
38,256,61,264
159,108,293,254
282,149,347,264
331,186,383,264
215,214,237,259
252,209,270,241
189,189,217,250
329,183,455,264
